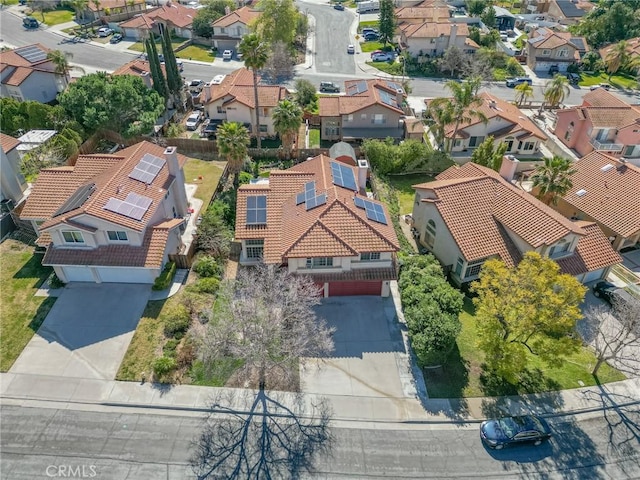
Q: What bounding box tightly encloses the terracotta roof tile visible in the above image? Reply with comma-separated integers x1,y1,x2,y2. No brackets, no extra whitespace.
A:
120,3,195,29
599,37,640,63
319,79,405,117
400,21,469,39
202,68,288,108
528,28,589,52
0,44,53,68
112,60,166,80
212,6,260,27
556,221,622,275
0,133,20,153
87,0,143,11
395,6,451,23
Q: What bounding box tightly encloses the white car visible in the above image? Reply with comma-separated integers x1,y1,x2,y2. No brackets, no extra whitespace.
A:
347,44,355,54
185,113,202,130
97,27,113,37
222,49,233,60
371,52,391,62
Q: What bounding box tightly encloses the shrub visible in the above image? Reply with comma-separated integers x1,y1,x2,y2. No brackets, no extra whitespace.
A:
49,273,65,289
152,261,176,291
163,338,180,358
164,304,191,338
193,277,220,294
193,255,223,278
153,356,176,379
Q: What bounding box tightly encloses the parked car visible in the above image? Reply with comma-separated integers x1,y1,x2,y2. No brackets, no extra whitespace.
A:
110,33,123,44
505,77,532,87
480,415,551,450
97,27,114,37
189,79,204,88
347,44,355,54
333,2,345,10
364,32,380,41
222,49,233,60
320,81,340,93
371,52,391,62
565,72,580,84
592,281,638,308
200,119,223,138
590,83,611,91
22,16,39,29
548,65,559,75
185,112,202,130
362,28,378,36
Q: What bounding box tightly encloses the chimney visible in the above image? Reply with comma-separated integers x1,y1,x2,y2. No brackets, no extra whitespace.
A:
450,23,458,48
164,146,189,217
489,100,497,109
203,85,211,103
140,71,152,89
224,5,231,14
357,159,369,194
499,155,519,182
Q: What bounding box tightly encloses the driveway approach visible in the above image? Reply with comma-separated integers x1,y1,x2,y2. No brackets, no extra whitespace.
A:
9,283,150,380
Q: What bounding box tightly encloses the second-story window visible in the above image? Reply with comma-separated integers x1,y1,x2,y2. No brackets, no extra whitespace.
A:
62,231,84,243
107,231,128,241
306,257,333,268
360,252,381,261
549,239,570,258
425,219,436,247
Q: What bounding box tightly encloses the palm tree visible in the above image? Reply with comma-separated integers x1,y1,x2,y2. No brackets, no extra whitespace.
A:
425,97,454,150
216,122,250,188
530,156,577,206
515,82,534,106
46,49,77,82
441,76,487,152
70,0,88,21
239,33,269,149
92,0,101,19
605,40,629,82
542,75,570,111
272,99,303,159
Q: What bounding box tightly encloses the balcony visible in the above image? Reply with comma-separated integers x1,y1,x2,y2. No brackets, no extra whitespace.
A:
590,138,623,152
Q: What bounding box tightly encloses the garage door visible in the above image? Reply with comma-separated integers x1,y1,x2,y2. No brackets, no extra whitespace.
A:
215,40,237,51
328,281,382,296
62,266,95,282
96,267,155,284
582,268,605,284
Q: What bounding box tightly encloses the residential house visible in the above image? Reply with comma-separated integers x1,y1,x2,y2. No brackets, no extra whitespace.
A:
493,6,516,31
553,152,640,252
411,159,621,286
553,88,640,159
235,154,400,296
547,0,594,25
526,27,589,73
394,5,452,25
0,133,27,206
200,68,288,137
119,2,196,40
318,79,407,142
0,44,68,103
599,37,640,70
210,6,260,51
112,59,167,89
16,130,57,159
83,0,145,21
426,91,548,158
398,22,478,58
20,142,191,284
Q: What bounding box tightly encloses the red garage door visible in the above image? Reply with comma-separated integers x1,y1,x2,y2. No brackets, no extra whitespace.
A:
328,281,382,296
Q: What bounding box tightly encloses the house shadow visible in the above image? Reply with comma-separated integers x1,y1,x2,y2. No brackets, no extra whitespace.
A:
12,253,52,289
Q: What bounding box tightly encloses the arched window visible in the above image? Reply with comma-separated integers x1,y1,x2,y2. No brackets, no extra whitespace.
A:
564,122,574,141
425,219,436,247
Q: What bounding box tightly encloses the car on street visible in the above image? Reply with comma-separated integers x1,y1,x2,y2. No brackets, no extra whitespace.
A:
590,83,611,91
110,33,123,44
347,44,355,54
320,81,340,93
97,27,114,37
222,49,233,60
505,77,532,87
371,52,392,62
565,72,580,84
189,79,204,88
333,3,345,10
185,112,202,130
480,415,551,450
364,32,380,41
23,16,39,29
362,28,378,36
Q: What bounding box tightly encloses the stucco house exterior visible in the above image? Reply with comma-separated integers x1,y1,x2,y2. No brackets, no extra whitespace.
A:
318,79,408,142
411,160,621,286
235,154,400,297
119,2,196,40
83,0,145,21
200,68,288,137
398,22,477,57
553,88,640,160
526,27,589,73
546,0,594,25
0,133,27,206
112,59,167,89
210,6,260,51
20,142,191,284
0,44,68,103
426,92,548,158
553,152,640,252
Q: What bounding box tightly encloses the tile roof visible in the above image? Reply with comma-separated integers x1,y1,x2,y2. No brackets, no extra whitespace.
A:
235,155,400,264
400,21,469,40
120,3,195,29
556,221,622,275
0,133,21,153
528,27,589,53
561,152,640,238
0,44,57,87
87,0,144,11
599,37,640,63
318,79,405,117
394,6,451,23
202,68,288,108
112,60,166,80
212,6,260,28
414,162,585,265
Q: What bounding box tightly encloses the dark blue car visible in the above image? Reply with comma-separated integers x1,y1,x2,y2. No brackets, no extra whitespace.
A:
480,415,551,450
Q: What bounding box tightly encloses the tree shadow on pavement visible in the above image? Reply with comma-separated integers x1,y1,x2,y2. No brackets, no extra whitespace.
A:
190,389,333,479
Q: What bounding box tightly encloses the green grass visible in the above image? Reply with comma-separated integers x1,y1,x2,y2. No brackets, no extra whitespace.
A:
175,45,215,62
360,41,385,53
128,36,187,53
190,358,245,386
386,173,433,215
514,34,527,50
424,299,627,398
2,0,20,5
0,240,57,371
579,72,638,90
308,128,320,148
365,61,403,75
358,20,378,32
183,158,224,204
42,7,74,26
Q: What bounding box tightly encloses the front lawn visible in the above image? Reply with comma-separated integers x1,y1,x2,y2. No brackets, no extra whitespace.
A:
42,7,74,26
183,157,224,204
579,72,638,90
385,173,433,215
0,239,57,371
366,61,403,75
175,45,215,62
128,35,187,53
424,298,627,398
358,20,378,32
360,41,384,53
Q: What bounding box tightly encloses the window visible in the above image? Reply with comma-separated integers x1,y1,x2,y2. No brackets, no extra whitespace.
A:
62,231,84,243
623,145,639,156
542,49,551,56
107,231,128,241
371,114,386,125
245,239,264,259
306,257,333,268
361,113,367,120
523,141,535,151
424,219,436,247
455,257,464,276
469,136,485,147
504,138,514,151
360,252,381,261
464,258,485,278
453,139,462,147
259,124,268,133
261,107,269,117
217,106,226,114
549,239,570,258
220,27,226,34
345,114,354,123
564,121,574,142
558,49,568,57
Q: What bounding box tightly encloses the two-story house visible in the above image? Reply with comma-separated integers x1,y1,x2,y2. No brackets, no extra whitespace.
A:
426,92,548,158
318,79,407,142
546,0,594,26
119,2,196,40
553,88,640,159
526,27,589,73
398,22,477,57
112,59,167,89
210,6,260,51
411,159,621,286
0,44,68,103
235,155,400,297
20,142,190,284
200,68,288,137
553,152,640,252
394,4,451,25
83,0,145,21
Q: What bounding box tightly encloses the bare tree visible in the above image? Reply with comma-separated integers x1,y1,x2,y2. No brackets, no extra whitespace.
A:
264,41,295,84
583,298,640,377
197,263,334,390
191,389,333,480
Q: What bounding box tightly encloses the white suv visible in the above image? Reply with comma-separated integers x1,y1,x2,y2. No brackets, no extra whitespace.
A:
185,113,202,130
222,50,233,60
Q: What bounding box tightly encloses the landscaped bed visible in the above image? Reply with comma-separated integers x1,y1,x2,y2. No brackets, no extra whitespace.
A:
385,173,434,215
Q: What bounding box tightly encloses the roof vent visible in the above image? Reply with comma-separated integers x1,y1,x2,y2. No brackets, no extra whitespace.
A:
576,189,587,197
600,164,614,172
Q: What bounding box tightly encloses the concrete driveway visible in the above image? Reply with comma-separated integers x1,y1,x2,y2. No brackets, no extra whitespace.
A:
300,296,413,398
9,283,150,380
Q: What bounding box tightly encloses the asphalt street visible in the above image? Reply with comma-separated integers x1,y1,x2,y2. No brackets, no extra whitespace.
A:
1,403,639,479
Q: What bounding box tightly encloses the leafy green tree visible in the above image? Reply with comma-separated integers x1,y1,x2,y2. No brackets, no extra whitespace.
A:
67,0,88,20
542,74,570,110
481,6,496,29
272,99,302,159
216,121,250,188
239,33,269,149
425,97,454,150
252,0,298,46
166,122,185,138
378,0,395,46
604,40,630,81
192,0,234,38
514,81,533,106
293,79,317,111
530,155,577,206
58,72,165,137
470,136,508,171
466,0,486,17
361,138,454,175
472,252,586,383
570,1,640,47
0,99,71,135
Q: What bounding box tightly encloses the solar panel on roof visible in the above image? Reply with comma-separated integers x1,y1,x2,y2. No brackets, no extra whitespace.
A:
386,81,403,92
15,45,48,63
305,193,327,211
379,90,398,108
353,196,387,225
103,192,153,221
330,162,357,191
246,195,267,225
129,153,166,184
296,181,316,205
53,183,96,217
346,80,368,96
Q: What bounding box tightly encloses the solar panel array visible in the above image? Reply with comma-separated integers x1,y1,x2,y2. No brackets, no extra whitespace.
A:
379,90,398,108
129,153,166,184
330,162,358,191
296,181,316,205
346,80,368,96
305,193,327,211
53,183,96,217
16,45,48,63
246,195,267,225
386,81,403,92
353,196,388,225
104,192,153,221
